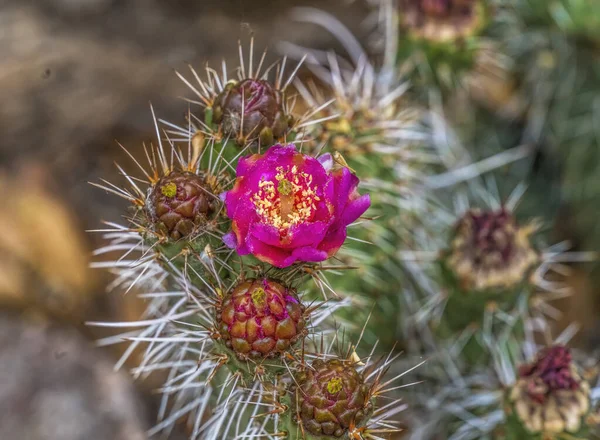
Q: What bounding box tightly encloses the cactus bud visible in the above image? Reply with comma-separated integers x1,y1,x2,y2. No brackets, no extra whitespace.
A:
147,171,216,240
507,346,591,435
399,0,485,42
217,278,306,359
213,79,290,146
444,208,538,291
293,359,372,437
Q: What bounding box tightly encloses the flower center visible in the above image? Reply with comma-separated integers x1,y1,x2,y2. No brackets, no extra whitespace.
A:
160,182,178,198
253,165,320,231
251,287,267,307
326,377,343,395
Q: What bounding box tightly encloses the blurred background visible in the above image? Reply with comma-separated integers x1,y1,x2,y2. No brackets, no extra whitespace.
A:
0,0,596,439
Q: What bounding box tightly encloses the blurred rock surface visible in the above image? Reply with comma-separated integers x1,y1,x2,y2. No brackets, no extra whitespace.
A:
0,312,148,440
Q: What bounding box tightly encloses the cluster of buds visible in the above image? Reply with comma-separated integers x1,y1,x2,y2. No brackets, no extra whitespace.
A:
443,208,539,292
507,346,591,435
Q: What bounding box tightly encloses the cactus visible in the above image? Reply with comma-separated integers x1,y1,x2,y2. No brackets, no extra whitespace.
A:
88,0,600,437
89,40,428,439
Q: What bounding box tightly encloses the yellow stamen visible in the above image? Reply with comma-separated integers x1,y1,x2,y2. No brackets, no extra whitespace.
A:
252,166,319,231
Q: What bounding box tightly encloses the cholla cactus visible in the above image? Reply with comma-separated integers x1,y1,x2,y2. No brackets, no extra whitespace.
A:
90,40,423,440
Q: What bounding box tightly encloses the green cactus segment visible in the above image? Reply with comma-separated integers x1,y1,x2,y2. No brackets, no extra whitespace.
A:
435,264,529,364
144,230,226,286
487,0,600,259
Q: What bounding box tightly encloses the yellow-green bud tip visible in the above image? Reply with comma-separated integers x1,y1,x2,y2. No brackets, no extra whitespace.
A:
326,377,343,395
251,287,267,307
160,182,177,198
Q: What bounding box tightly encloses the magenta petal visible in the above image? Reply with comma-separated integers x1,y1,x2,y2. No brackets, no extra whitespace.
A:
341,193,370,225
298,156,329,186
236,153,261,177
249,223,281,247
286,222,330,248
223,231,238,249
318,153,333,171
247,236,296,268
291,246,328,262
225,184,248,217
318,227,347,256
332,168,359,213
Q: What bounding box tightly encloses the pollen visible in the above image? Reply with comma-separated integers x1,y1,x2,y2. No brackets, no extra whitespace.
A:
252,165,320,232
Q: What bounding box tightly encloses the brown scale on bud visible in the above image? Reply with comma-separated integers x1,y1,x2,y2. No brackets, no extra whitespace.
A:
148,171,217,240
398,0,483,42
508,346,591,434
445,208,539,291
216,278,306,359
213,79,292,146
293,359,372,437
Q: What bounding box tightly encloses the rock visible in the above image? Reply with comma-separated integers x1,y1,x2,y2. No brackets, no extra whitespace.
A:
0,313,148,440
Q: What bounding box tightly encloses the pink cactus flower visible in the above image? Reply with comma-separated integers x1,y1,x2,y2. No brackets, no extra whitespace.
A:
222,144,370,268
